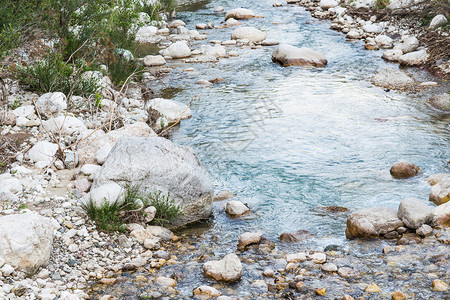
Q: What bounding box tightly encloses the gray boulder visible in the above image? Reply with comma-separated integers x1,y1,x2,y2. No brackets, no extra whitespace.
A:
430,179,450,206
345,207,404,239
92,136,214,225
394,36,419,54
35,92,67,118
398,49,428,66
428,94,450,112
225,8,255,20
397,198,433,229
203,253,243,282
371,68,414,90
429,14,448,30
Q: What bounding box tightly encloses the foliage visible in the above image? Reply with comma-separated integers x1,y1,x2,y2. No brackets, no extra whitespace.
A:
374,0,390,9
0,24,23,58
141,0,177,21
82,198,128,232
107,55,144,87
14,51,99,97
144,190,183,226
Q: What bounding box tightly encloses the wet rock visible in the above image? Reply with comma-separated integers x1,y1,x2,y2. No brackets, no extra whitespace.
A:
321,262,338,272
238,232,262,248
279,229,313,242
225,200,250,216
384,231,399,239
346,207,404,239
394,36,419,54
346,30,362,39
143,55,166,66
432,279,448,292
286,252,307,263
342,295,355,300
215,191,234,201
261,39,279,46
145,98,192,124
392,291,406,300
390,162,419,178
398,198,433,229
365,283,381,293
0,212,55,270
372,68,414,90
430,179,450,205
397,232,421,245
263,268,275,277
162,41,191,59
363,24,382,33
426,173,450,186
231,27,266,43
225,8,255,20
35,92,67,118
193,285,222,299
155,276,177,288
272,44,327,68
433,201,450,226
93,136,214,225
416,224,433,237
429,14,448,30
203,253,242,282
225,18,241,26
28,141,59,163
200,44,226,57
168,20,186,28
315,288,327,295
273,1,283,7
310,252,327,264
136,26,158,42
398,49,428,66
428,94,450,112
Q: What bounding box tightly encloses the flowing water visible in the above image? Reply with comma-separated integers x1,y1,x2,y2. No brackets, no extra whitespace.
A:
94,0,450,298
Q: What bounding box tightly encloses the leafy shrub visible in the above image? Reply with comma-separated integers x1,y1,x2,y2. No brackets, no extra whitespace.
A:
374,0,390,9
0,24,23,58
15,52,99,97
145,190,183,226
107,54,144,87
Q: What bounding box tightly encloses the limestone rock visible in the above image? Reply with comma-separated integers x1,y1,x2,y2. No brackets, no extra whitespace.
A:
416,224,432,237
365,283,381,293
85,182,123,208
203,254,243,282
345,207,404,239
394,36,419,54
193,285,222,299
92,136,214,225
225,200,250,216
430,179,450,205
398,49,428,66
433,201,450,226
0,188,19,202
143,55,166,67
429,14,448,30
0,174,22,193
35,92,67,118
286,252,307,263
372,68,414,90
28,141,59,163
375,35,393,48
225,8,255,20
231,27,266,43
215,191,234,201
238,232,262,248
42,116,87,136
363,24,382,33
155,276,177,288
382,49,403,62
432,279,448,292
272,44,327,68
320,0,338,9
397,198,433,229
0,212,55,270
162,41,191,59
145,98,192,124
428,94,450,112
310,252,326,264
392,291,406,300
135,26,158,43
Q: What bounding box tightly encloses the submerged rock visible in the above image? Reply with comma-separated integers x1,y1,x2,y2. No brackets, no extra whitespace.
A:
193,285,222,299
272,44,327,68
428,93,450,112
238,232,262,248
279,229,313,242
345,207,404,239
372,68,414,90
390,162,419,179
225,200,250,216
0,212,56,270
203,254,243,282
92,136,214,225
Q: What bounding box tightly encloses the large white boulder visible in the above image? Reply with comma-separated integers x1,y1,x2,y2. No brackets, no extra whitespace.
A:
345,207,404,239
231,27,266,43
76,122,156,164
136,26,158,43
92,136,214,225
143,55,166,66
382,49,403,61
398,49,428,66
28,141,59,163
394,36,419,54
225,8,255,20
35,92,67,118
320,0,339,9
200,45,227,57
42,116,87,136
397,198,433,229
84,182,123,208
203,254,243,282
162,41,191,59
272,44,327,68
0,212,55,270
375,35,393,48
145,98,192,124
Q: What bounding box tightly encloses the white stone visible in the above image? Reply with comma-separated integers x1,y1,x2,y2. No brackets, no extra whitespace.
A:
203,254,243,282
272,44,327,68
286,252,307,263
0,188,18,202
363,24,382,33
193,285,222,299
13,105,35,118
95,144,113,165
145,98,192,124
162,41,191,59
429,14,448,30
80,164,101,176
371,68,414,90
0,264,14,276
394,36,419,54
0,212,55,270
143,55,166,66
320,0,339,9
433,201,450,226
28,141,59,163
214,6,224,12
231,27,266,43
42,116,87,135
397,198,433,229
310,253,327,264
168,20,186,28
35,92,67,118
398,49,428,66
85,182,123,208
225,8,255,20
430,179,450,206
200,45,227,57
382,49,403,61
225,200,250,216
374,35,393,48
225,18,241,26
238,232,262,248
136,26,158,42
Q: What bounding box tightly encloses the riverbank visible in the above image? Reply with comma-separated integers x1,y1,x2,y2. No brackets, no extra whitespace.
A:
0,0,449,299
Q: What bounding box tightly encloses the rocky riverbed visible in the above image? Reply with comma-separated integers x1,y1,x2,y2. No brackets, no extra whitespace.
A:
0,0,449,299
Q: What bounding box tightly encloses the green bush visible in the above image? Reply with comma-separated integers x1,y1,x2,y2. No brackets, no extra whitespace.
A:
107,54,144,87
145,190,183,226
374,0,390,9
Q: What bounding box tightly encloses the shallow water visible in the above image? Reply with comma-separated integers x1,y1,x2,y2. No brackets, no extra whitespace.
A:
94,0,450,298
